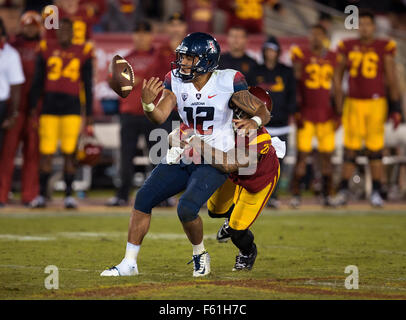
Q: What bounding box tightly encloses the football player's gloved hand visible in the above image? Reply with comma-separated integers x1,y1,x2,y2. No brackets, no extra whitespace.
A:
389,112,402,130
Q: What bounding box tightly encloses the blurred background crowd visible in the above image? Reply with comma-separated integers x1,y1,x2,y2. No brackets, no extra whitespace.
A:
0,0,405,209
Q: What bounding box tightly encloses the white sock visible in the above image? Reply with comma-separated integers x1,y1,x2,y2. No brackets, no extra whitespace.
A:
124,242,140,264
192,241,205,255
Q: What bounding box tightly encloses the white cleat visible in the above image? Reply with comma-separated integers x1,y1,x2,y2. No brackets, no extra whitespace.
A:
370,191,384,208
100,259,138,276
188,251,211,277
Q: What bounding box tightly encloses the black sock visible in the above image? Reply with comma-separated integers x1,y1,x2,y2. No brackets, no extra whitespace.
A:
231,229,255,256
339,179,349,191
322,175,332,198
64,173,75,197
372,180,381,193
39,172,50,197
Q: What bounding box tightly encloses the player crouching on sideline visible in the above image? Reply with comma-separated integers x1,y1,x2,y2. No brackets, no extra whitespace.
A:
28,18,94,209
168,87,285,271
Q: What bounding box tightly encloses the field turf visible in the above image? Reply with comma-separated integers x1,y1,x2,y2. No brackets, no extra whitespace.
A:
0,205,405,300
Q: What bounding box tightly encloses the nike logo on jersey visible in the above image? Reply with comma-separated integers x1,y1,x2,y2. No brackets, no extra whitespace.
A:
208,94,217,99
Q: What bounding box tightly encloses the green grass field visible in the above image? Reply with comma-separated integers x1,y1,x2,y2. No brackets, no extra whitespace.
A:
0,205,405,300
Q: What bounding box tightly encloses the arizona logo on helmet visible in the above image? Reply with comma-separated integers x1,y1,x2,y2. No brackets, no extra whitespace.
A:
208,40,217,53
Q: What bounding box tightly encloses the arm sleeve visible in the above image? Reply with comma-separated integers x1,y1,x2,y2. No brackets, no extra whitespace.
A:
286,67,297,115
163,71,172,91
81,58,93,116
6,49,25,86
28,54,46,110
233,71,249,92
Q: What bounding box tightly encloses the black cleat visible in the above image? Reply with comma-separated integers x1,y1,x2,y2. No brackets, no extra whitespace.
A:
216,218,231,243
232,243,257,271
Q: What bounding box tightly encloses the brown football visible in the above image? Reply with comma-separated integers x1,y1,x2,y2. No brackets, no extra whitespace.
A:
107,55,135,98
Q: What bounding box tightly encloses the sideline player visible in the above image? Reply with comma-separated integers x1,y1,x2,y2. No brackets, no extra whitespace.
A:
29,18,93,209
0,12,41,206
289,24,338,208
100,32,270,277
169,86,281,271
333,10,401,207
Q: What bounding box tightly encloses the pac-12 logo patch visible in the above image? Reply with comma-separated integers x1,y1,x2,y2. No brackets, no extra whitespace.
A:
196,93,201,100
182,93,188,101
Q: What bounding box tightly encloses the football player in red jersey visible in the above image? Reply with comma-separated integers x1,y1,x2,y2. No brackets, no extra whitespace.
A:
333,10,401,207
44,0,100,45
169,87,280,271
28,17,93,209
0,11,41,207
289,24,338,208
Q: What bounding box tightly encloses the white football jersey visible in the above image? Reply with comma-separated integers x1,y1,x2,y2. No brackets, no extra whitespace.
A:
165,69,247,152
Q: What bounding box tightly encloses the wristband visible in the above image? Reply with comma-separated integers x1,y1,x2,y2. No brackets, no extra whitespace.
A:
251,116,262,128
142,101,155,112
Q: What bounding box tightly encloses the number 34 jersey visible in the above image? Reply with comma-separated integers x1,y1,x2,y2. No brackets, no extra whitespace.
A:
164,69,248,152
39,39,93,97
337,38,396,99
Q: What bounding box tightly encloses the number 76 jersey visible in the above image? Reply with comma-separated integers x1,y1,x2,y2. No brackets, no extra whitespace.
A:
337,38,396,99
164,69,248,152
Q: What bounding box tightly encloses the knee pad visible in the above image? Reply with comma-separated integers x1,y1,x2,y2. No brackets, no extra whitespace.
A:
177,198,200,222
208,204,234,219
368,150,383,161
133,187,154,214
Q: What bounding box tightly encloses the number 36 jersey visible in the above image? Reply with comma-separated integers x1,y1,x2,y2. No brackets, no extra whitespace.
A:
337,38,396,99
164,69,248,152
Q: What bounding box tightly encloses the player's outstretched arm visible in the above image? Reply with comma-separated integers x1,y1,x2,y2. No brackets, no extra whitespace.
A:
230,90,271,131
141,77,177,125
188,136,258,173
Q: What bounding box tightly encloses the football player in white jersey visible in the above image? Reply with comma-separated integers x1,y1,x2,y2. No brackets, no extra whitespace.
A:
101,32,270,277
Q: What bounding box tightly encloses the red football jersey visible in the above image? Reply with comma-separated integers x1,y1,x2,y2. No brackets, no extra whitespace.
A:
229,127,279,193
40,39,93,96
291,45,336,122
337,38,396,99
120,48,159,115
44,4,96,45
10,36,40,111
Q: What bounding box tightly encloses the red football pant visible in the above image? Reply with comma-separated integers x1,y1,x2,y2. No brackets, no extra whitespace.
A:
0,112,39,203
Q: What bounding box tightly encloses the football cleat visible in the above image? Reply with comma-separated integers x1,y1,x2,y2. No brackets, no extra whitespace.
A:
370,191,384,208
100,259,139,276
334,190,349,206
64,196,78,209
322,196,337,208
232,243,257,271
216,218,231,243
289,196,301,209
105,196,128,207
188,251,210,277
29,195,46,209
